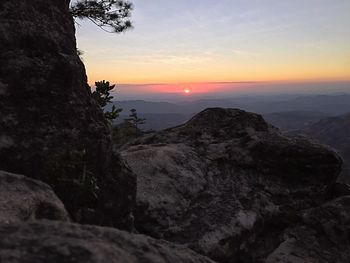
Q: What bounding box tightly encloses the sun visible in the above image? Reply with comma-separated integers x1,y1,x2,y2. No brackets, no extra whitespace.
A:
184,88,191,94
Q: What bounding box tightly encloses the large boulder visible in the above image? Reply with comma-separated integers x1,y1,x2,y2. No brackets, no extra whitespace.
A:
0,220,215,263
0,170,69,224
121,108,342,262
0,0,135,228
267,196,350,263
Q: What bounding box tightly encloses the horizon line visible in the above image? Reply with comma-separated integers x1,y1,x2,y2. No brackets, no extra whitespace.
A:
108,79,350,87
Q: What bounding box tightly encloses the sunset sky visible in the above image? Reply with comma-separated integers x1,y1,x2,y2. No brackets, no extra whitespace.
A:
75,0,350,96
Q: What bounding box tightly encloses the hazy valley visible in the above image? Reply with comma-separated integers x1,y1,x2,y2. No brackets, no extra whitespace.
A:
112,93,350,131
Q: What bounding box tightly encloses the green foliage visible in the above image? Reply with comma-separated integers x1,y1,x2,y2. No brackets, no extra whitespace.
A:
112,122,140,145
91,80,122,122
91,80,114,107
76,48,84,57
79,165,99,200
70,0,133,33
43,148,99,211
112,109,146,145
91,82,146,146
124,108,146,129
105,105,122,121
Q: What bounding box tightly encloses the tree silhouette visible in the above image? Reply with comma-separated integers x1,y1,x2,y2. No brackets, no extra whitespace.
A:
91,80,122,122
70,0,133,33
124,108,146,129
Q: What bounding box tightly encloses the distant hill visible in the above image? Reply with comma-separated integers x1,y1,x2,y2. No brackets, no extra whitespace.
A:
244,94,350,115
116,113,190,131
107,100,183,114
299,113,350,183
110,94,350,116
263,111,330,131
108,94,350,131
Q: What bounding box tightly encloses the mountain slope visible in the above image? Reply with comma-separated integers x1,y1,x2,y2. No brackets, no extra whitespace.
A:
301,113,350,182
111,94,350,116
263,111,330,131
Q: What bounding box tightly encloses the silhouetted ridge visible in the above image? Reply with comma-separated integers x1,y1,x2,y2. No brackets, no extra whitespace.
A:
184,108,270,134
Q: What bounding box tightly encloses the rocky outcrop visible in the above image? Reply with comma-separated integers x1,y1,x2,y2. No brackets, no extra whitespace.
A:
0,0,135,228
0,220,214,263
0,170,211,262
267,196,350,263
121,108,342,262
0,170,69,224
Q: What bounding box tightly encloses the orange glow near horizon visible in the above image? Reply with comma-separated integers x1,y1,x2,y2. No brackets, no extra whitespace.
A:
89,79,350,97
77,0,350,95
84,58,350,90
183,87,191,94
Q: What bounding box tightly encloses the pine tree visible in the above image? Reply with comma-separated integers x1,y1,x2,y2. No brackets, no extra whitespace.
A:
70,0,133,33
91,80,122,122
124,108,146,129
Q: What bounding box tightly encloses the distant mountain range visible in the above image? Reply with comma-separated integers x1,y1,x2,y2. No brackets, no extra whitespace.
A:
111,94,350,115
108,94,350,131
298,113,350,183
116,113,190,131
263,111,330,131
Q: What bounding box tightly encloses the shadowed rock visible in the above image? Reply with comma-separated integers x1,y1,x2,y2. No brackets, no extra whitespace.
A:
121,108,342,262
0,170,69,224
0,0,135,228
0,220,215,263
267,196,350,263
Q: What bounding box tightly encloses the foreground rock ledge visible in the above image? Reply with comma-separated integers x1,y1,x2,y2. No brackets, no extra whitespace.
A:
267,196,350,263
121,108,342,262
0,170,69,224
0,220,214,263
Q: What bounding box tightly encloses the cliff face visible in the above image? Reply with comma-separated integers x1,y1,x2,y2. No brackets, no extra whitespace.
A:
0,0,108,184
0,0,135,228
121,108,343,262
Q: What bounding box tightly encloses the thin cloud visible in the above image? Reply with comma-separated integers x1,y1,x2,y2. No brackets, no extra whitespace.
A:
233,50,261,59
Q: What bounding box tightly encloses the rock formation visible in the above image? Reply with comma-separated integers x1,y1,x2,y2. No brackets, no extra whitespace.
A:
0,170,69,224
121,108,343,262
266,196,350,263
0,220,214,263
0,0,135,228
0,171,213,263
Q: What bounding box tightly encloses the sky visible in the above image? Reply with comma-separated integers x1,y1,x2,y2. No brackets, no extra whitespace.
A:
75,0,350,98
